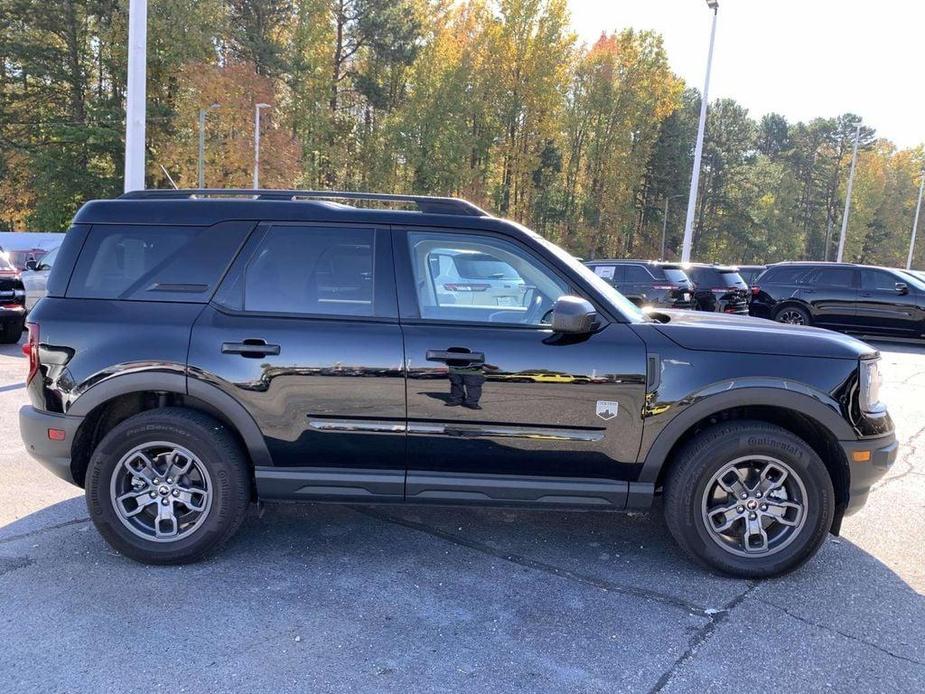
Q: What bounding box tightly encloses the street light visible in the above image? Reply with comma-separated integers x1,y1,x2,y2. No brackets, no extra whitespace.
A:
253,103,271,190
680,0,719,263
197,103,220,189
907,170,925,270
835,122,861,263
124,0,147,193
661,193,686,260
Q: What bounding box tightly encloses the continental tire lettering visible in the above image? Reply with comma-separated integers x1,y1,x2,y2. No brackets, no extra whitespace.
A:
746,436,804,458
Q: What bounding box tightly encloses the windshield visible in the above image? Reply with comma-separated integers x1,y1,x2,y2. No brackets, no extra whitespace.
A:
899,270,925,291
717,269,747,287
530,235,646,321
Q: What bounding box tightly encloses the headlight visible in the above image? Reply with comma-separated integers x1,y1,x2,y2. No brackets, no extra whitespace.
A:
859,357,883,414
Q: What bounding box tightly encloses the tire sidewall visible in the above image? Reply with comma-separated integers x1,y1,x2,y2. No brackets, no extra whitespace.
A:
670,424,834,577
85,413,246,563
775,305,811,325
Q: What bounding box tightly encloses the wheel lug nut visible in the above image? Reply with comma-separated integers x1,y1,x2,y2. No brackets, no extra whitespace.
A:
749,512,757,520
149,491,157,498
172,490,180,497
160,498,169,506
761,504,768,511
166,478,173,484
756,492,763,498
153,479,160,485
736,506,744,513
740,493,748,499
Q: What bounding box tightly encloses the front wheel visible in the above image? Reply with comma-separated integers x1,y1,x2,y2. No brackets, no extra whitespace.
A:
663,421,834,578
85,408,251,564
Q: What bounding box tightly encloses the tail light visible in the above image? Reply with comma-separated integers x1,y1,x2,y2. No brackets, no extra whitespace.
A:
444,283,489,292
23,322,38,383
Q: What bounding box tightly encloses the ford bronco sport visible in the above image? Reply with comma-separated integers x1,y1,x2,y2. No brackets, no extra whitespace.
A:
19,190,897,577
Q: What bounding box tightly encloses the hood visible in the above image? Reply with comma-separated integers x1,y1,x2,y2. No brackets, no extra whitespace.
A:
648,309,876,360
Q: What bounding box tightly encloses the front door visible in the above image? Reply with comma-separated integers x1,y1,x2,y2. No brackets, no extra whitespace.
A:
394,228,647,508
188,223,407,500
855,268,925,335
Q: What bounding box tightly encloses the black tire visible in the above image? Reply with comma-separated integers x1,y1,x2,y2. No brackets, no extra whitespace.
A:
663,420,834,578
773,304,812,326
84,407,251,564
0,319,23,344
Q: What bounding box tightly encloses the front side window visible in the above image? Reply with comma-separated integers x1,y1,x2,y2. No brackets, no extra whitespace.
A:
861,269,900,291
407,231,568,325
238,226,375,316
624,265,652,283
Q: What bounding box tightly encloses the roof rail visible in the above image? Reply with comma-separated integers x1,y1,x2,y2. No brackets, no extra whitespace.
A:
118,189,489,217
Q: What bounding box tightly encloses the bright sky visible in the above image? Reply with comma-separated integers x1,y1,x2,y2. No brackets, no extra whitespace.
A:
568,0,925,148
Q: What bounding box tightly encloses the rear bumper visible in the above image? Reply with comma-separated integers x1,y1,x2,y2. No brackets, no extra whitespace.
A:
838,432,898,515
19,405,82,486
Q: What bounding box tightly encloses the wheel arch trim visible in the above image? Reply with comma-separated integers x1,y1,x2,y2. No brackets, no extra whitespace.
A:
68,371,272,467
638,386,854,483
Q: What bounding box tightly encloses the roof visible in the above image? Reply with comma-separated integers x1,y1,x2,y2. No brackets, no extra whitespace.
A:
73,189,515,231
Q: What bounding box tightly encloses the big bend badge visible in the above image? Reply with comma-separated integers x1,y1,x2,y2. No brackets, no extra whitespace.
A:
596,401,619,421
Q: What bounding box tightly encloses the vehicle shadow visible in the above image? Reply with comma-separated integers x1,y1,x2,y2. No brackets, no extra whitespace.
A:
1,495,922,692
0,331,25,358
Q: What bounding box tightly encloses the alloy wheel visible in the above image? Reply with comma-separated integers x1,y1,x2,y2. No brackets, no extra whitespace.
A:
776,309,806,325
701,455,807,557
109,442,213,543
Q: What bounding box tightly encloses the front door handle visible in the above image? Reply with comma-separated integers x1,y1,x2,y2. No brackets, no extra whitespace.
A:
426,349,485,364
222,339,281,358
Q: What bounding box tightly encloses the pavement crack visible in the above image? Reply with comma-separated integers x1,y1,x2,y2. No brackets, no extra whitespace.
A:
871,422,925,493
756,597,925,667
0,517,90,546
0,556,34,577
350,506,724,618
648,582,758,693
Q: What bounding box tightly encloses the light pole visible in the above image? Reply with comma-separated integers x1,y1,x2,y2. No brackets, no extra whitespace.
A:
124,0,147,193
680,0,719,263
661,193,685,260
253,103,271,190
835,122,861,263
197,103,220,189
907,170,925,270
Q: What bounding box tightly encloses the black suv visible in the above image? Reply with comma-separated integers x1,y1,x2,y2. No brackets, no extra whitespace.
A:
684,264,750,314
583,260,694,310
0,252,26,342
750,262,925,338
19,190,897,577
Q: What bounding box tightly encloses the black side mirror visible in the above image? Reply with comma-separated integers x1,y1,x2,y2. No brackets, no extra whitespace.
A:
895,282,909,295
550,296,598,334
24,259,37,271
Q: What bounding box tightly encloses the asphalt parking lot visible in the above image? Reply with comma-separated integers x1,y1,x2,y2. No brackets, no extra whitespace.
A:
0,335,923,693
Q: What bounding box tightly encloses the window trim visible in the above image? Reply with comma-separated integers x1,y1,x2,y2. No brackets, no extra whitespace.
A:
392,226,609,329
211,222,398,322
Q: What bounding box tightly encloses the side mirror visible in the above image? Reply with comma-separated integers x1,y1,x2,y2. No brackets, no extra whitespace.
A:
24,259,37,271
550,296,598,334
895,282,909,295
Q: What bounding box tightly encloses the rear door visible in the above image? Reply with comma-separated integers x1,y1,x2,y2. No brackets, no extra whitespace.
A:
799,267,858,328
856,268,925,335
187,223,407,501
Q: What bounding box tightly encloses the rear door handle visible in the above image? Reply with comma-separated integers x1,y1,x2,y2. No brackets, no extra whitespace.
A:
222,339,281,358
426,350,485,364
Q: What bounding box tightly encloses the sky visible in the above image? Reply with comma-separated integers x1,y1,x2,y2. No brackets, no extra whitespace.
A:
567,0,925,148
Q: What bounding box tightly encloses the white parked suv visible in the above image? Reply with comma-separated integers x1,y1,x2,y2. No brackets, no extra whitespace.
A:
21,246,58,311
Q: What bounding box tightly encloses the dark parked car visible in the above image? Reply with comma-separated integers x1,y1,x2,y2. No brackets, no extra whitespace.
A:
737,264,767,286
20,189,896,578
584,259,694,309
684,263,750,314
0,252,26,342
750,261,925,338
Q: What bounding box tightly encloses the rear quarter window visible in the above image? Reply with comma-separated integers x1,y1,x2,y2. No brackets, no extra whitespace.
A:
66,221,252,302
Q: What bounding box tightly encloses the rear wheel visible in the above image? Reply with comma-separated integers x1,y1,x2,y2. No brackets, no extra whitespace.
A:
663,421,834,578
774,305,811,326
85,408,251,564
0,319,23,343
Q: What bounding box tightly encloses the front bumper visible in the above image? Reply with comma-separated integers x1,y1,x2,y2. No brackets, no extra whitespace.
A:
19,405,83,486
838,432,898,515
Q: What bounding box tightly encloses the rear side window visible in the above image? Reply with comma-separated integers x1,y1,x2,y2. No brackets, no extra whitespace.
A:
811,267,855,288
216,225,379,317
67,222,252,302
662,268,689,284
624,265,652,283
762,266,810,284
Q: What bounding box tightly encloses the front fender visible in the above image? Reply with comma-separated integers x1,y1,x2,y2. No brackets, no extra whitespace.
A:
637,380,855,483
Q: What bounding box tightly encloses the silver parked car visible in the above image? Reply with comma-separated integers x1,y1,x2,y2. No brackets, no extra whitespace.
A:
21,246,58,311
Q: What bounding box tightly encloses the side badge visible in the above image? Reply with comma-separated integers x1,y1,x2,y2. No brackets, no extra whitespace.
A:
596,400,619,421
